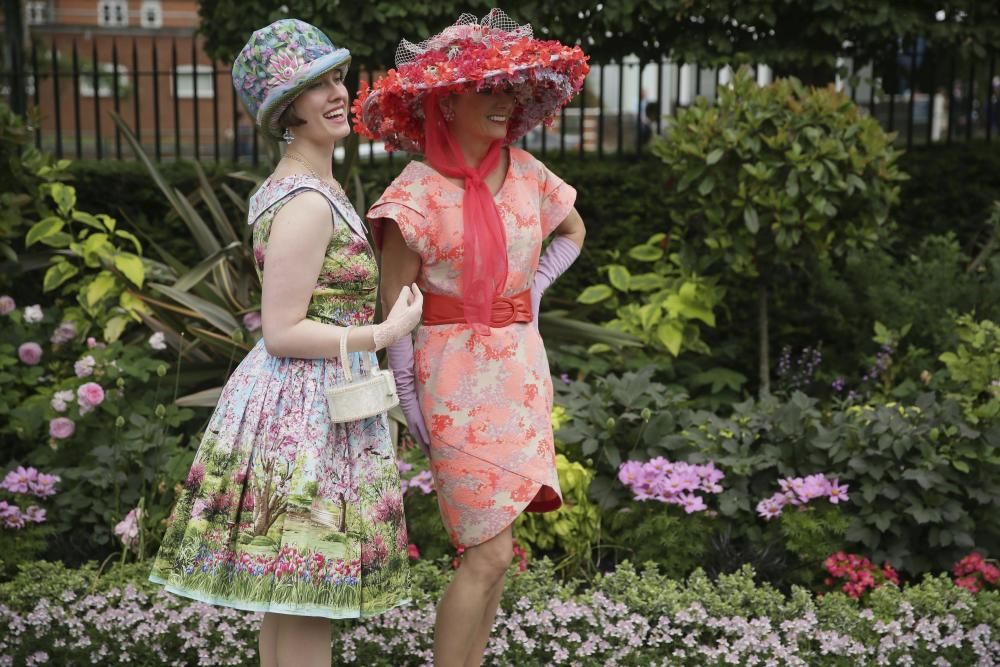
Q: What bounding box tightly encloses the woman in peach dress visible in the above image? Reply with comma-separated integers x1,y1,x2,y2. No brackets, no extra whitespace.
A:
354,9,589,667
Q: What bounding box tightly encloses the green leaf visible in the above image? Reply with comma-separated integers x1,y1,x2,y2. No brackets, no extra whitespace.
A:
705,148,724,165
952,460,970,473
114,229,143,254
697,176,715,196
656,322,683,356
48,183,77,217
743,207,760,234
628,273,668,291
113,253,145,287
149,283,240,334
627,244,664,262
607,265,631,291
577,284,614,304
84,273,117,307
42,262,79,292
103,315,130,342
25,217,65,247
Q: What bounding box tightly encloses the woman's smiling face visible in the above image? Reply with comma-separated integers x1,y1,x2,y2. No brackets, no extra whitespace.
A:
444,86,515,145
289,67,351,143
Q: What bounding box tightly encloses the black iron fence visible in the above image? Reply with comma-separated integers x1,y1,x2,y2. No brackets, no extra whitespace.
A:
2,36,998,164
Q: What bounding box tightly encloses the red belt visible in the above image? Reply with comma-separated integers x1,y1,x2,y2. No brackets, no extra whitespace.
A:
422,290,532,327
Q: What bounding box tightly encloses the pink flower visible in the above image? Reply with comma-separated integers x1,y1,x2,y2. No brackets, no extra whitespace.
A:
2,466,37,494
267,52,305,86
49,417,76,439
18,342,43,365
77,382,105,408
828,481,850,504
408,543,421,560
23,505,46,523
114,506,143,549
86,337,100,349
74,355,96,377
0,295,15,315
243,311,262,332
0,501,25,529
29,473,59,498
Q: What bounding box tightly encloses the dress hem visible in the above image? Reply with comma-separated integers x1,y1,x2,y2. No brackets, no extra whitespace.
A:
149,573,412,620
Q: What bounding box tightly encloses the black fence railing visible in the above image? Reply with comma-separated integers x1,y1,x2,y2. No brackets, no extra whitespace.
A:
2,37,998,164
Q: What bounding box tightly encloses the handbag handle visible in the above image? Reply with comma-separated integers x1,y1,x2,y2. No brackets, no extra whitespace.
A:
339,326,378,383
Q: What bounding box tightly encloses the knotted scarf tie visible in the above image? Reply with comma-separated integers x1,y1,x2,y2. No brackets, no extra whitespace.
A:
422,94,508,336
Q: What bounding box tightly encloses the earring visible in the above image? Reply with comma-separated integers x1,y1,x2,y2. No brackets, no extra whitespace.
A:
283,128,294,144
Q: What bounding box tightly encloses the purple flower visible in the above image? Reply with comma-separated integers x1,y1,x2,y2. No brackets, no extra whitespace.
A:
23,505,46,523
49,417,76,440
0,501,25,529
0,295,15,315
560,372,571,385
50,321,77,345
18,342,43,365
30,472,59,497
114,506,143,549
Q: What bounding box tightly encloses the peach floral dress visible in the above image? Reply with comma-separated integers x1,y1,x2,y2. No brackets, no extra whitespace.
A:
368,147,576,548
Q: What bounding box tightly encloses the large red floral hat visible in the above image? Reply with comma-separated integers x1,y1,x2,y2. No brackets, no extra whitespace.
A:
352,9,589,153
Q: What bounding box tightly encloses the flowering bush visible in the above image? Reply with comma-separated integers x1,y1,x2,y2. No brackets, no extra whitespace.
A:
953,552,1000,594
756,473,849,520
617,457,724,513
0,467,59,574
824,551,900,599
1,559,998,666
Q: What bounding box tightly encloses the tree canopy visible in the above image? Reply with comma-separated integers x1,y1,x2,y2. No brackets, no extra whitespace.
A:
199,0,999,72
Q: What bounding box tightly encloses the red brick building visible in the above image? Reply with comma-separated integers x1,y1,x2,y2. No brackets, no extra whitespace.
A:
12,0,253,160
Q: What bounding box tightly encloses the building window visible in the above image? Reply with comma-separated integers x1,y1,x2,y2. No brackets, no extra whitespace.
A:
173,65,215,99
97,0,129,27
79,64,130,98
140,0,162,28
26,1,50,25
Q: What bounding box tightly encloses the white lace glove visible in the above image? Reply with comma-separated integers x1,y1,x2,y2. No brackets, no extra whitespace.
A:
373,284,423,351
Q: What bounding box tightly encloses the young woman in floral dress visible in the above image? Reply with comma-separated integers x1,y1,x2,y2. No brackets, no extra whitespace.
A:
355,10,588,666
149,19,423,667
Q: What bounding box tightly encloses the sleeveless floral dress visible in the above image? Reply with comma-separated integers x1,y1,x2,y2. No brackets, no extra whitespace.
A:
150,175,411,619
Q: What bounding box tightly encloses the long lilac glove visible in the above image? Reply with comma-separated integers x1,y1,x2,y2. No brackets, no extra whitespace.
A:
530,236,582,330
387,336,430,455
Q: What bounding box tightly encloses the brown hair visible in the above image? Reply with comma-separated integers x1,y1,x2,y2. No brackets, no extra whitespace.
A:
277,104,306,129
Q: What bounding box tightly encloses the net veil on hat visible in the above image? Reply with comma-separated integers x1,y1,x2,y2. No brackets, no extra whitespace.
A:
232,19,351,140
352,9,589,153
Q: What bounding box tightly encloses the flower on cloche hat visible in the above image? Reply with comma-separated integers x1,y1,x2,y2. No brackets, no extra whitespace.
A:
353,8,589,153
232,19,351,139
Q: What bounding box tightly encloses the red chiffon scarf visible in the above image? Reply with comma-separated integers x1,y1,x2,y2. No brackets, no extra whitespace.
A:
422,94,508,335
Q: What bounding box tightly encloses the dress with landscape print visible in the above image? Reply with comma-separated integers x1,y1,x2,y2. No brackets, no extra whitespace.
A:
149,174,410,619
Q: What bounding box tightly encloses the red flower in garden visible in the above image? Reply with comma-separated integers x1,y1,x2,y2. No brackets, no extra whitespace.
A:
408,543,421,560
823,551,899,599
952,552,1000,594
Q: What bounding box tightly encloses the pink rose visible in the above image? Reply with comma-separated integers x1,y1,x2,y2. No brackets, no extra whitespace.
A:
86,337,99,349
49,417,75,439
242,311,262,332
0,296,14,315
77,382,105,408
74,355,96,378
18,342,43,365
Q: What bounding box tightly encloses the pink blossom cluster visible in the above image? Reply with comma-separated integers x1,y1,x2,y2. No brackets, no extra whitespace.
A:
396,460,435,495
952,552,1000,594
617,457,724,513
824,551,899,598
0,467,59,530
756,473,849,519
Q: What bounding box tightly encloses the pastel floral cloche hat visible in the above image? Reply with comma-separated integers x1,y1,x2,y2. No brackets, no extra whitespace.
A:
232,19,351,139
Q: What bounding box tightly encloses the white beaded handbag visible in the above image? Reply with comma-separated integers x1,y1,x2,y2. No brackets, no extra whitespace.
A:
325,327,399,423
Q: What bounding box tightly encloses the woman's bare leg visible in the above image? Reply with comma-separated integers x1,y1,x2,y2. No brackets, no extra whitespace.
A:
275,614,331,667
434,525,513,667
461,568,507,667
259,612,279,667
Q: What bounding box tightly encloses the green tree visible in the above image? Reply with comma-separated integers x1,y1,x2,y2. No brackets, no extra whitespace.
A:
650,68,905,396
